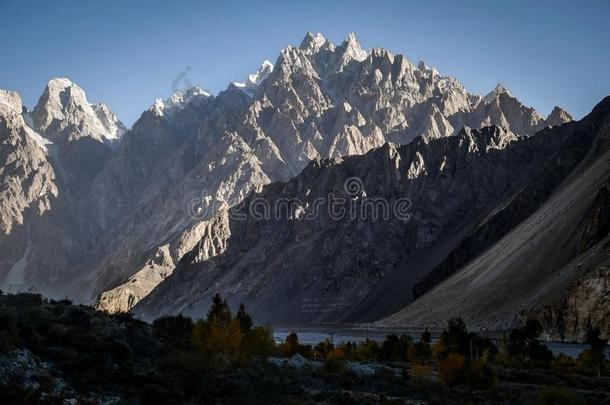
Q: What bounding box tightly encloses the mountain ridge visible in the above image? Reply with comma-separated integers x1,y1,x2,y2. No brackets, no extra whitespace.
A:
0,32,574,319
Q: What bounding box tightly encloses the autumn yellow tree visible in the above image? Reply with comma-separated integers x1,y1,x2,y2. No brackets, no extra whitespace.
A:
192,294,273,368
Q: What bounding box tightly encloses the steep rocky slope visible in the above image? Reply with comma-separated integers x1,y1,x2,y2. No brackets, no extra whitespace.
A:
0,90,58,293
0,90,56,236
134,101,598,323
528,237,610,341
378,97,610,339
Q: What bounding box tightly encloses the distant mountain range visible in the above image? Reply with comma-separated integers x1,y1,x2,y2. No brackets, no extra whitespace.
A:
2,32,606,341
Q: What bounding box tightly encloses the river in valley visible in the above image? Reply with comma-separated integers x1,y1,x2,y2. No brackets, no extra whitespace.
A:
273,326,610,359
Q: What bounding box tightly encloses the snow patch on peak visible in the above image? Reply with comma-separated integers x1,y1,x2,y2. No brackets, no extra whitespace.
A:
24,125,52,152
152,99,165,116
93,103,127,140
248,60,274,85
152,86,211,118
46,77,74,91
167,87,210,108
233,60,274,96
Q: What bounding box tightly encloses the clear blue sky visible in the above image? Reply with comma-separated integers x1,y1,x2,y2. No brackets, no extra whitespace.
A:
1,0,608,126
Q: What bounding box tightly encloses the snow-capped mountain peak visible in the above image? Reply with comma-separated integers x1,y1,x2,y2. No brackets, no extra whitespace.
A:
232,60,274,95
247,60,274,85
151,86,211,118
167,87,210,109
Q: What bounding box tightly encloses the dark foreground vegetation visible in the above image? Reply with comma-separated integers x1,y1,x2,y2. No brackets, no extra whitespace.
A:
0,292,609,404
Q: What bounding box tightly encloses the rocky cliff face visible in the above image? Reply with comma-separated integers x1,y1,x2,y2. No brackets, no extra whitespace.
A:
378,97,610,336
0,32,573,316
0,90,60,293
529,248,610,341
526,182,610,341
0,90,56,236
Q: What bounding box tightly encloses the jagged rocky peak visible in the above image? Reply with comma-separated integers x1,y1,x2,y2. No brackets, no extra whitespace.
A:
31,77,124,143
93,103,127,141
420,103,454,141
233,60,274,95
458,124,518,152
0,89,52,150
0,88,57,236
483,83,513,103
274,44,317,78
417,59,429,71
342,32,367,59
545,106,573,127
334,32,368,70
416,59,439,77
152,86,212,118
368,47,395,65
299,32,333,53
0,89,23,116
248,60,274,85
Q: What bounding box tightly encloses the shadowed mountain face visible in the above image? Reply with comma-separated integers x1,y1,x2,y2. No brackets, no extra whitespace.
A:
134,97,608,324
1,33,568,313
378,97,610,340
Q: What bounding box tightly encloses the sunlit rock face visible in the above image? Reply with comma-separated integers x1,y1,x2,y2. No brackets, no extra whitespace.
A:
0,90,56,236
